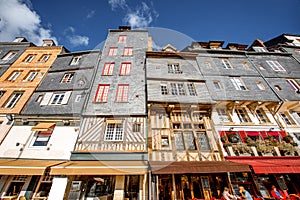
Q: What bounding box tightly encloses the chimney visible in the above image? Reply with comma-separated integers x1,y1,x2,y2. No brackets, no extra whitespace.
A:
42,39,56,47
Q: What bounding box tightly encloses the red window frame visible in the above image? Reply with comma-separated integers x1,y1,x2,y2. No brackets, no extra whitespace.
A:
94,84,110,102
123,47,133,56
115,84,129,102
102,62,115,75
120,62,131,75
118,35,127,43
108,47,118,56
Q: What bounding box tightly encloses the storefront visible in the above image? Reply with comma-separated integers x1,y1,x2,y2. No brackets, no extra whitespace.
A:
0,159,62,199
149,161,251,200
227,157,300,197
50,160,148,200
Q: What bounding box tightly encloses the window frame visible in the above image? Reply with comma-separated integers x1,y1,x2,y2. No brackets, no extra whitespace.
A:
7,71,22,81
167,63,182,74
118,35,127,43
2,50,18,61
49,93,65,105
24,71,39,82
123,47,133,56
104,122,124,141
38,54,51,63
230,77,247,90
170,83,186,95
102,62,115,76
216,108,231,122
120,62,131,75
160,84,168,95
280,113,295,125
115,84,129,102
187,83,197,96
61,72,75,83
256,81,265,90
23,54,36,63
255,109,269,123
94,84,110,103
286,79,300,92
70,56,81,65
213,80,221,89
235,108,250,123
4,91,23,108
108,47,118,56
266,60,286,72
220,58,233,69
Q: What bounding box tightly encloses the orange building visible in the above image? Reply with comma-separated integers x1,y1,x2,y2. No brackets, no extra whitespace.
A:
0,40,66,114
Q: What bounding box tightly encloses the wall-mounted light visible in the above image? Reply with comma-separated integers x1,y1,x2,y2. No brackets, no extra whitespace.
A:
159,114,163,119
16,142,25,151
6,114,13,125
22,118,28,125
46,144,52,151
63,120,70,125
269,127,275,131
229,127,234,131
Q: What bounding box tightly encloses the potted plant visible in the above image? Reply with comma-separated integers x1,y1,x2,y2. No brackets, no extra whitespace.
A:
279,141,297,155
221,135,228,143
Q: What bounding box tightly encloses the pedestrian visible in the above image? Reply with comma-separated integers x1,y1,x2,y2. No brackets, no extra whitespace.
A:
239,186,253,200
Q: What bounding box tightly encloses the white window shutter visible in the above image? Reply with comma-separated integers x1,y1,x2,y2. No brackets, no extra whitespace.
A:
61,91,72,105
40,92,53,106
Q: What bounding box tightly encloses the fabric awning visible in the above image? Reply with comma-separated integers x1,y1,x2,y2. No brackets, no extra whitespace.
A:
31,122,56,131
226,157,300,174
0,159,63,175
267,131,279,136
246,131,260,136
149,161,251,174
50,161,148,175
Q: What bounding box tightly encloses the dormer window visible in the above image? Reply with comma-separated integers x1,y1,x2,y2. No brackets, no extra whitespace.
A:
253,47,267,52
70,56,81,65
168,63,182,74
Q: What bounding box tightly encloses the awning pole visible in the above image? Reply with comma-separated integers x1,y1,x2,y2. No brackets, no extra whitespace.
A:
172,174,177,200
156,175,159,200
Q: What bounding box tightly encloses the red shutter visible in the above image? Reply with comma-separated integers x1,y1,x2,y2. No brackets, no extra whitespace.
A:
238,131,247,142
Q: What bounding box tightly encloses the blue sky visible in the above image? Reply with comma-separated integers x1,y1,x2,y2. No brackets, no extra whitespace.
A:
0,0,299,51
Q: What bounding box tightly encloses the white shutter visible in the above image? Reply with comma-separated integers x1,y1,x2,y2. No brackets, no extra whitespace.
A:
61,91,72,105
40,92,53,106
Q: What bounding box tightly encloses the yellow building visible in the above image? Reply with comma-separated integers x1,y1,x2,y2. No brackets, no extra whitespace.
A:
0,40,66,114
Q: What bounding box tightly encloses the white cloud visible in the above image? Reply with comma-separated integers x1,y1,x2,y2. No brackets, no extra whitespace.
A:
86,10,95,19
0,0,57,45
64,26,89,47
108,0,158,28
108,0,127,11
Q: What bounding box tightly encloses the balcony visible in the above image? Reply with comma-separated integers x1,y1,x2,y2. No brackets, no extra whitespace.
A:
75,141,147,152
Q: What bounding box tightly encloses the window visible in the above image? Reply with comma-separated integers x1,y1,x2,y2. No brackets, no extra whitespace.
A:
197,132,211,150
230,77,247,90
40,92,71,106
38,54,51,62
187,83,197,96
32,130,52,146
174,132,196,150
116,84,129,102
0,91,5,99
70,56,81,65
242,62,250,69
161,84,168,95
6,176,27,196
275,85,282,91
24,71,39,82
23,54,36,63
123,47,133,56
280,113,294,125
4,92,23,108
170,83,185,95
75,95,82,102
161,136,169,147
213,81,221,89
266,60,286,72
102,62,114,75
205,61,211,68
118,35,127,43
120,62,131,75
61,73,74,83
255,109,269,123
104,123,124,141
286,79,300,92
216,108,231,122
253,47,267,52
235,108,250,123
108,47,118,56
7,71,22,81
168,63,182,74
36,95,44,103
256,82,265,90
2,50,18,61
220,58,233,69
94,84,110,102
132,123,141,132
50,93,65,105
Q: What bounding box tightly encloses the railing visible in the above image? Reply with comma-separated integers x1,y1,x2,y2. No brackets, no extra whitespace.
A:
76,141,147,152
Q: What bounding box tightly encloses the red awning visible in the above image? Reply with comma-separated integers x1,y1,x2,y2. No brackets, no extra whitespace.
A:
267,131,279,136
246,131,260,136
226,157,300,174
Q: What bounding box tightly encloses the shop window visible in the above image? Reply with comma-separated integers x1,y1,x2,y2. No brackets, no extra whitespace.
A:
104,122,124,141
84,176,116,198
124,175,139,200
6,176,27,196
35,173,53,197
